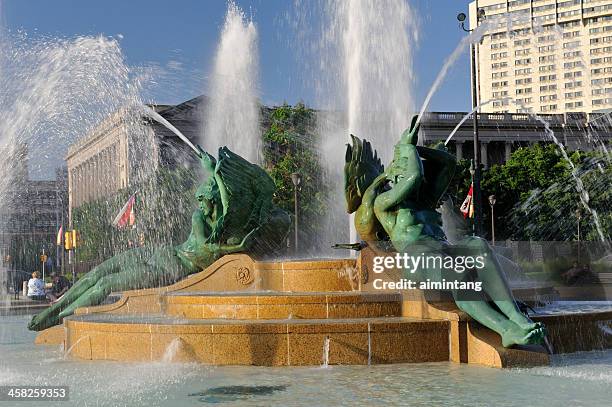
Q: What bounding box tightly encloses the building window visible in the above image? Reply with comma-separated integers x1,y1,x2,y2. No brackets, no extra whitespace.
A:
540,74,557,82
540,84,558,92
562,31,580,39
563,61,583,69
515,68,532,75
492,71,508,79
564,71,582,78
492,52,508,60
515,58,531,66
540,95,558,102
563,41,581,49
539,55,555,63
539,65,556,72
538,45,555,53
491,42,508,50
565,81,582,88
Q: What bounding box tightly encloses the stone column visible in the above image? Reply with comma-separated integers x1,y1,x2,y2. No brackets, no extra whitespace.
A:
86,160,93,203
94,154,100,202
481,142,488,169
455,141,464,161
505,142,512,162
76,166,82,207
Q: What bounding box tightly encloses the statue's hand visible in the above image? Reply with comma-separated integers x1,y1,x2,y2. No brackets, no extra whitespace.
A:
197,145,217,173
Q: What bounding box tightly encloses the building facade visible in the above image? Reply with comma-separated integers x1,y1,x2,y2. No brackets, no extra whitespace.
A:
65,96,206,221
470,0,612,114
418,110,606,167
0,144,68,272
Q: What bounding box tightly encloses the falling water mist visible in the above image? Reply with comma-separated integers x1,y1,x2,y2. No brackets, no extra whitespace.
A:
202,1,260,162
0,29,162,317
296,0,419,254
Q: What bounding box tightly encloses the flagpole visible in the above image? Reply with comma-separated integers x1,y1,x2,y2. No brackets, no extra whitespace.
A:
55,185,60,271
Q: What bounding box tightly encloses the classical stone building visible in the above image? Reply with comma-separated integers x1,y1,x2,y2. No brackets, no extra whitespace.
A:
65,96,207,221
418,110,608,167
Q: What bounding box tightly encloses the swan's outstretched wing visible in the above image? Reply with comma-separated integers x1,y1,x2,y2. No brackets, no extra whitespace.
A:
344,135,384,213
214,147,275,240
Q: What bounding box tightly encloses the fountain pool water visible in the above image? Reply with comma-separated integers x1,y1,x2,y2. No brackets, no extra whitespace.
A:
1,314,611,406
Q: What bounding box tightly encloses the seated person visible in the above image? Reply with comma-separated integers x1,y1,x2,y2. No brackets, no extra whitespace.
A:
27,271,46,301
47,273,71,303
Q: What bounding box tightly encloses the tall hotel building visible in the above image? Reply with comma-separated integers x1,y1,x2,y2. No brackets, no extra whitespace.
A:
469,0,612,114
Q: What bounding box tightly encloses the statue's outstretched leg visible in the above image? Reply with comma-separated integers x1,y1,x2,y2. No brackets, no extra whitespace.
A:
407,239,545,347
454,294,546,347
56,247,189,322
28,248,149,331
57,265,151,319
460,237,541,332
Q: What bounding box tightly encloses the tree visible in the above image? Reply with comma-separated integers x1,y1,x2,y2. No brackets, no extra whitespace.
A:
262,103,328,254
72,166,197,264
478,144,610,242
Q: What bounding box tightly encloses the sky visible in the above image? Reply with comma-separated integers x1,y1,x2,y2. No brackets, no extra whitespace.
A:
2,0,472,112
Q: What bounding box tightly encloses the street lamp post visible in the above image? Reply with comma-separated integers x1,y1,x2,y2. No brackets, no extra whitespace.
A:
576,208,582,262
489,195,497,245
291,172,302,254
469,160,476,235
458,5,485,237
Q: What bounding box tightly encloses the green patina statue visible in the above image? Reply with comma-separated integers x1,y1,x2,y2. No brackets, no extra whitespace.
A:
29,146,290,331
344,116,546,348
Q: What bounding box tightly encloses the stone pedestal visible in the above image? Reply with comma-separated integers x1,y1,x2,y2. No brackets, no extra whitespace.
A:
34,251,610,368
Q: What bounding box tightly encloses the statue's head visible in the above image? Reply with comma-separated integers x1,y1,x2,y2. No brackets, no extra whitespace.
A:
195,177,220,216
399,115,420,146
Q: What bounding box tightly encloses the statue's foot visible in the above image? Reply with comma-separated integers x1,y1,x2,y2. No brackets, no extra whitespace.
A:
510,318,544,332
501,325,547,348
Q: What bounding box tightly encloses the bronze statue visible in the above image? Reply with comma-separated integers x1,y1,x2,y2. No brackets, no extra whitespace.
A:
344,116,546,348
29,146,290,331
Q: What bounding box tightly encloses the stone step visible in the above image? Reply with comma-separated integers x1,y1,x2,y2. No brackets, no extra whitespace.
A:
597,273,612,283
64,313,449,366
162,291,402,320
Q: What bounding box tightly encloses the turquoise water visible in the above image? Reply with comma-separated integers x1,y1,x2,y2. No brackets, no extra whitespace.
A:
1,314,611,407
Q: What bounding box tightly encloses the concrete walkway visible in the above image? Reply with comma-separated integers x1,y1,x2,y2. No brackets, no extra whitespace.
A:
0,295,50,316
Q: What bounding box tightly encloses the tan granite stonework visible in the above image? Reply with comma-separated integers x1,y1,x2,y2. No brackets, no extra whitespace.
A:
34,252,611,368
163,292,402,320
34,325,64,345
63,316,449,365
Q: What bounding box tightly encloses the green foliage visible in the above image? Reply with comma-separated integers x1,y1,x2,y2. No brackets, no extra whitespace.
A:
262,103,327,253
445,158,472,209
73,166,197,263
477,144,610,242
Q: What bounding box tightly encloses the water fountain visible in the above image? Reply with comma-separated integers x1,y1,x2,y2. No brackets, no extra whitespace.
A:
293,0,419,252
0,29,159,323
0,5,608,405
201,1,261,163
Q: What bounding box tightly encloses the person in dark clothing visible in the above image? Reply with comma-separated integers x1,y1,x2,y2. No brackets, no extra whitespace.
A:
47,273,71,303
